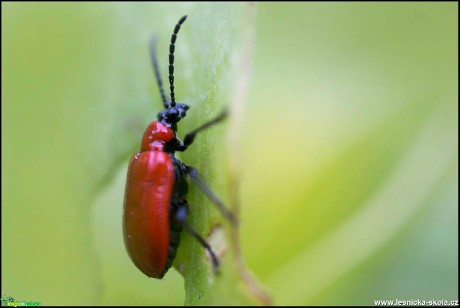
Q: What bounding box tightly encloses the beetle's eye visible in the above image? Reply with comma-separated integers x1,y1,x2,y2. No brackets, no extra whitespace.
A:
168,109,178,119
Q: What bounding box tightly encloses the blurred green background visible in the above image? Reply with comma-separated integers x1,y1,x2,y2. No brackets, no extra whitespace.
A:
2,2,458,306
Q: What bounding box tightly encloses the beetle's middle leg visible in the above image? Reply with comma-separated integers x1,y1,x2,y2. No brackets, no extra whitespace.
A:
185,166,238,226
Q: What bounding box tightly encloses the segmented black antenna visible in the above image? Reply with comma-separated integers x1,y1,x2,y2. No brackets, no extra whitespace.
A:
169,15,188,107
149,36,168,108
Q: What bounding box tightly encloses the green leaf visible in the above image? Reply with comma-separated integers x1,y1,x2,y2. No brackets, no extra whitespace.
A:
3,2,265,306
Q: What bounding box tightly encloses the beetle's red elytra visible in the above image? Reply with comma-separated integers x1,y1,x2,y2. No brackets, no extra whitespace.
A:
123,15,237,279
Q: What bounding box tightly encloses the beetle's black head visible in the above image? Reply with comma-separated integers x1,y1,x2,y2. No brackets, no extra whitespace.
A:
157,102,189,131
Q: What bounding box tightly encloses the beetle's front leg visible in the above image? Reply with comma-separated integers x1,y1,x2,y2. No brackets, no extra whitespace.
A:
176,109,228,152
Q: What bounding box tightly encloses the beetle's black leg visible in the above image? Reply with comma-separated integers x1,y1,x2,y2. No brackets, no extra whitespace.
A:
177,109,228,151
186,166,238,226
174,201,220,274
183,221,220,274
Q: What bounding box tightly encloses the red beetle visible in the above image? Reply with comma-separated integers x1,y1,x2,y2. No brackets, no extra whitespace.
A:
123,15,236,279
